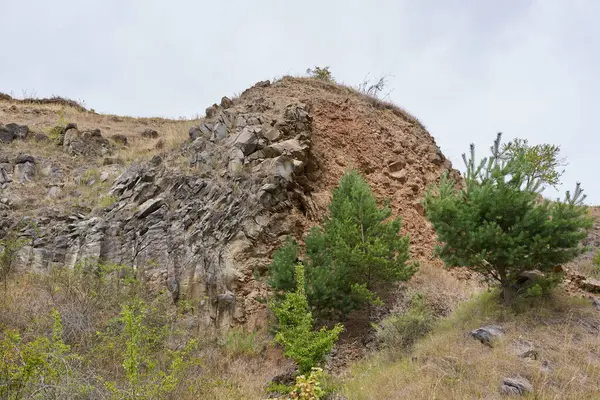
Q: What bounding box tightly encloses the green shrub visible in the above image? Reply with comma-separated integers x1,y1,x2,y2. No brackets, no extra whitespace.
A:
47,108,70,143
102,299,198,399
0,231,26,293
269,170,416,320
423,133,592,303
593,251,600,276
375,294,433,352
288,367,327,400
0,310,83,399
272,265,343,374
306,66,334,82
99,195,118,208
220,327,260,358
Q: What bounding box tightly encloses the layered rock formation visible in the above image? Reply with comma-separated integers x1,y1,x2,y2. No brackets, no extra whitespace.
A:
1,77,460,328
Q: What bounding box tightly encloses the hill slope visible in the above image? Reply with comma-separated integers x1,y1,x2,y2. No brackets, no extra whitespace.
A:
1,77,471,331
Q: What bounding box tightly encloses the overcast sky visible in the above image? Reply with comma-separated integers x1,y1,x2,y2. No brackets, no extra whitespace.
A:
1,0,598,204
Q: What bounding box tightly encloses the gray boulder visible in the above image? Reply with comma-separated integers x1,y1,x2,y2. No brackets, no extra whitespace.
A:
471,325,504,347
500,376,533,396
0,125,16,143
14,162,36,183
141,129,159,139
212,122,228,141
234,127,258,155
0,123,29,143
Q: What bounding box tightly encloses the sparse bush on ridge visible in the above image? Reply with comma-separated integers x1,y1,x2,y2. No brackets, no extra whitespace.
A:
357,73,393,99
306,66,334,82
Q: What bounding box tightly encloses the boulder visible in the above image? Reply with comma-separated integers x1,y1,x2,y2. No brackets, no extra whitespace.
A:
254,80,271,88
14,154,35,165
234,127,258,155
0,167,10,185
111,134,128,146
14,162,36,182
471,325,504,347
212,123,228,140
136,198,164,219
189,127,202,140
262,138,307,161
390,169,408,183
141,129,159,139
205,104,218,118
47,186,61,198
581,277,600,293
64,128,111,156
4,123,29,140
263,128,282,142
0,126,16,143
388,157,407,173
253,156,295,182
220,96,234,109
500,377,533,396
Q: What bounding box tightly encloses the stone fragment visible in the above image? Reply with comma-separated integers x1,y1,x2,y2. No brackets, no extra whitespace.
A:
212,122,228,140
141,129,159,138
137,198,164,219
471,325,504,347
234,127,258,155
220,96,234,108
500,377,533,396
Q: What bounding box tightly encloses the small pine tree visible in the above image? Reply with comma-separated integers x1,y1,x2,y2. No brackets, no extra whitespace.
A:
269,170,416,320
272,265,343,374
423,133,593,302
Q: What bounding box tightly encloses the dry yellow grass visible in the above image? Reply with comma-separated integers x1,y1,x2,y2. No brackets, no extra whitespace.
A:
341,290,600,400
0,97,199,215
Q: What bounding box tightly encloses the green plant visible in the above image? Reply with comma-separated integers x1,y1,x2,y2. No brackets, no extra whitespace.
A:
0,310,80,399
288,367,326,400
269,170,416,320
375,293,434,352
80,168,101,185
99,195,118,208
220,327,260,358
423,133,593,303
306,66,334,82
47,108,70,142
272,265,343,374
103,299,198,399
593,251,600,275
0,231,26,293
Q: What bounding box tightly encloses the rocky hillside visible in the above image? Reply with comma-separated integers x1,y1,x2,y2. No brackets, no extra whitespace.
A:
1,77,469,331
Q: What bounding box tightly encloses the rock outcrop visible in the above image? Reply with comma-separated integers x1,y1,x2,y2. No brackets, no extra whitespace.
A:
1,77,460,329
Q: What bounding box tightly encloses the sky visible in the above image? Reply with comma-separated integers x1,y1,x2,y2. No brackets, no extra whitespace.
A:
1,0,598,204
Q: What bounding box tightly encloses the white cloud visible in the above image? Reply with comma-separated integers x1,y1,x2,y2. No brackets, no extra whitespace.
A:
1,0,597,203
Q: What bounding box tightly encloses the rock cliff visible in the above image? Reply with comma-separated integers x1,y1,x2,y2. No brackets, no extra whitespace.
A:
0,77,460,328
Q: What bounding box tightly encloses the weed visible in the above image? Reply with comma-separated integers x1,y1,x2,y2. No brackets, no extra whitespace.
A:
220,327,260,358
306,66,334,83
99,195,118,208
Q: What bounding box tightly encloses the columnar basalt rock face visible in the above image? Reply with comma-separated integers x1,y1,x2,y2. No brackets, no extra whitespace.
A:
1,77,462,329
7,95,315,329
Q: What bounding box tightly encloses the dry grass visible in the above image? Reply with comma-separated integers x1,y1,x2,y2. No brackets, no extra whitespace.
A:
276,76,426,130
341,290,600,400
0,271,288,400
0,98,198,216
